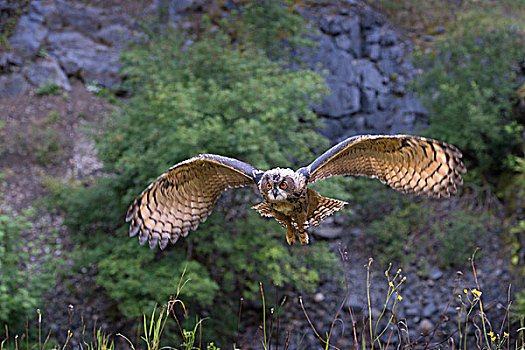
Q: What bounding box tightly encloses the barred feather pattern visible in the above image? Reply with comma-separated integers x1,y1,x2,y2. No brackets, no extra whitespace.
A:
125,154,259,249
306,193,347,228
303,135,466,198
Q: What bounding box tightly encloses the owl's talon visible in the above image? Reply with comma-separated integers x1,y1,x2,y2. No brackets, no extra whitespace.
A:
298,231,309,245
286,230,296,245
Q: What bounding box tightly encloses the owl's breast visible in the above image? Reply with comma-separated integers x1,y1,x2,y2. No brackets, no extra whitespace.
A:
270,198,306,216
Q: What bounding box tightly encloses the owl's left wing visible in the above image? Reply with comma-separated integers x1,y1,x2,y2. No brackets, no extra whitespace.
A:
298,134,466,198
126,154,263,249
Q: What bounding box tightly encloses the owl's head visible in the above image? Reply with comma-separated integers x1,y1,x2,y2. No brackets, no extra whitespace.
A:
259,168,301,201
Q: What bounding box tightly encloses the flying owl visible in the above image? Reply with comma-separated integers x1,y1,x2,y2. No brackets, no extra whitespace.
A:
126,134,466,249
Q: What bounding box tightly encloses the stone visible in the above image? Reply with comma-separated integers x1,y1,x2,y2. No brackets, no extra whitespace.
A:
340,16,361,57
419,319,434,335
8,14,48,58
366,43,381,61
335,34,353,53
422,301,438,318
319,17,342,35
355,60,387,92
364,111,392,133
315,80,360,117
0,73,30,98
361,88,377,113
380,30,397,46
312,226,344,239
48,31,121,88
365,28,381,44
377,93,394,110
23,57,71,91
377,58,397,76
319,118,344,140
314,292,325,303
428,267,443,280
96,24,133,47
397,95,428,115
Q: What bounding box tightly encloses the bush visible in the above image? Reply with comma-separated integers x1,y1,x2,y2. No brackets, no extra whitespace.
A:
0,189,56,333
55,1,339,341
412,8,524,185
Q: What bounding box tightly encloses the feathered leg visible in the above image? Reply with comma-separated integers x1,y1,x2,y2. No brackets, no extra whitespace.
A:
271,210,296,245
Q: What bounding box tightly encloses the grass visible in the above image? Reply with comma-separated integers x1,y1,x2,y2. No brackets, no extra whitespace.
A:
35,83,62,97
0,251,524,349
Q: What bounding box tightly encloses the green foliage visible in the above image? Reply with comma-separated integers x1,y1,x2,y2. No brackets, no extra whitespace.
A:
27,111,66,166
412,9,524,185
0,205,35,328
367,202,488,268
35,83,62,96
0,192,57,333
53,1,338,341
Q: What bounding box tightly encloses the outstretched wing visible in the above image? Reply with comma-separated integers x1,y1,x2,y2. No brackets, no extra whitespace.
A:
126,154,263,249
298,135,466,198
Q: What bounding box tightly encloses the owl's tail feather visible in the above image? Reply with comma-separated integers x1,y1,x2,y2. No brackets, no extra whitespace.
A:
306,189,347,228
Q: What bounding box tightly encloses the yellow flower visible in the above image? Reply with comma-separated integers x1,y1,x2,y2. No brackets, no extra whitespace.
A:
397,295,403,301
389,281,394,287
402,276,406,282
385,270,389,277
397,268,402,274
472,289,482,297
491,336,496,342
463,289,468,294
503,332,509,338
487,331,494,337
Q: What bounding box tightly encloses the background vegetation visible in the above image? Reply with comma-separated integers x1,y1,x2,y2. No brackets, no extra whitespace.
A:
0,0,524,348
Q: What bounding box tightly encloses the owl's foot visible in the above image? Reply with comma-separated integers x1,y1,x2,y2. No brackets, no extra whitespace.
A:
286,228,296,245
298,230,309,245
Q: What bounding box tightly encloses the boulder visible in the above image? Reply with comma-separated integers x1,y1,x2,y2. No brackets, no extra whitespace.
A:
48,31,121,88
9,14,48,58
23,57,71,91
0,73,30,98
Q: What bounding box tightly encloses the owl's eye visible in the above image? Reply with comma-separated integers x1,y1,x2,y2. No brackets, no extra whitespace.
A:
279,182,288,189
266,183,272,190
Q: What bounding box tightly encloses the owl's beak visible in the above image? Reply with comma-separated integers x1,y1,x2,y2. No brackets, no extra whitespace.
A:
273,189,278,197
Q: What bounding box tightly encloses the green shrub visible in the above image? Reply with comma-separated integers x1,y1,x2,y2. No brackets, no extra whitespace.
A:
35,83,62,96
367,201,489,268
0,190,57,333
412,9,524,185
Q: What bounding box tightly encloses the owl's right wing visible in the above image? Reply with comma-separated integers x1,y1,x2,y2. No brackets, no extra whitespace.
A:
126,154,263,249
299,134,466,198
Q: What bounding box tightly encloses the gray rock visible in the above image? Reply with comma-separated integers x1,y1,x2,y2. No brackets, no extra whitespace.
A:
95,24,133,47
428,267,443,280
314,292,325,303
0,73,30,98
340,16,361,57
319,18,342,35
23,57,71,91
319,118,344,140
364,111,392,132
377,58,398,76
397,95,428,115
377,93,394,110
312,226,344,239
422,301,438,318
380,30,397,46
355,60,387,92
361,88,377,113
30,0,57,18
419,319,434,335
318,51,358,84
48,31,121,88
365,28,381,44
366,43,381,61
335,34,353,53
315,80,360,117
9,14,48,58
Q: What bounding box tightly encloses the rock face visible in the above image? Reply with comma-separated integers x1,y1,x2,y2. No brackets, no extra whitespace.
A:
2,0,426,137
1,0,147,94
304,2,428,140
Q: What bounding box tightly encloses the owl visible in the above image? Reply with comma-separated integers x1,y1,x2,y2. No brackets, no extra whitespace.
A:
126,134,466,249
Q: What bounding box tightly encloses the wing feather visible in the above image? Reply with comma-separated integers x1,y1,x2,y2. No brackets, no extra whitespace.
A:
126,154,262,249
299,135,466,198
